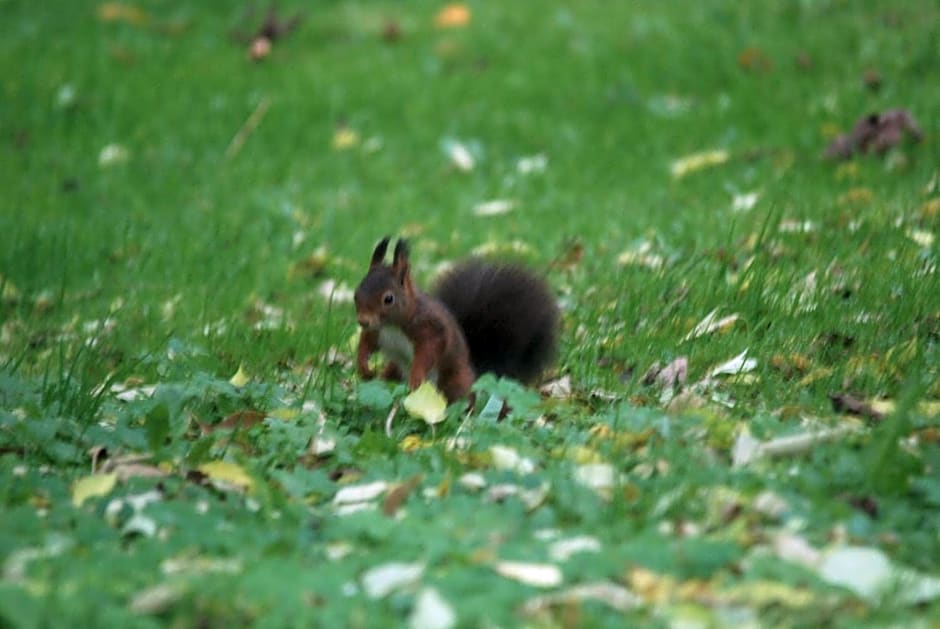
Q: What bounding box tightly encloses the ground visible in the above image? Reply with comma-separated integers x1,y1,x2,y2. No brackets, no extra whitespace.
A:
1,1,939,626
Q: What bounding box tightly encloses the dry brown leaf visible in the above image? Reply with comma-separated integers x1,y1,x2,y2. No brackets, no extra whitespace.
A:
434,4,471,28
382,474,423,517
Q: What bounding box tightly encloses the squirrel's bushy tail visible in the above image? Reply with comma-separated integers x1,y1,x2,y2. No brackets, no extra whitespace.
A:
434,260,559,383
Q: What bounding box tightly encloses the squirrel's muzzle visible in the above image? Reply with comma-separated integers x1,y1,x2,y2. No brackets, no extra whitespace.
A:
357,315,378,330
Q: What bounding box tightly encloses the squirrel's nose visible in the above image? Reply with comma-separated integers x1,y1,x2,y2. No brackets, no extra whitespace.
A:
357,317,372,329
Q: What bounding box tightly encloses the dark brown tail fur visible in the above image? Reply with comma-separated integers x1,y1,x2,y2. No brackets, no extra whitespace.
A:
433,260,559,383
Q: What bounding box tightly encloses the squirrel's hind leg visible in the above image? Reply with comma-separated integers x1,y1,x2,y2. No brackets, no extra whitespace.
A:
381,362,405,381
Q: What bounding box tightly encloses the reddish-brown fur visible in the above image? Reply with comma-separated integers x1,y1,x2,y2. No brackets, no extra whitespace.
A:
354,237,475,403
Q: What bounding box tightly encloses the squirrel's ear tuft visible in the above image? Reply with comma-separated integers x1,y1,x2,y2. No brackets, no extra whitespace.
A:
393,239,410,283
370,236,391,267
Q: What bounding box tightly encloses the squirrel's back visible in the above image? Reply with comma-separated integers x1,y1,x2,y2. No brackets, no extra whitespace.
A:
434,260,559,383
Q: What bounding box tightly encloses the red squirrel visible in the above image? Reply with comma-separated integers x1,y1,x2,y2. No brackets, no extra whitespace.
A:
354,237,559,402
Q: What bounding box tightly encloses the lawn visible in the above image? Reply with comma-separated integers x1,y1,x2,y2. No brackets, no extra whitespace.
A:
1,0,939,626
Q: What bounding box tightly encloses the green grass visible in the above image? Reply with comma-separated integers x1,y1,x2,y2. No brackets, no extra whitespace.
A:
2,0,939,626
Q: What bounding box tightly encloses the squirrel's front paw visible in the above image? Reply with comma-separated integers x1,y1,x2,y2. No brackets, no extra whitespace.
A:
358,365,376,380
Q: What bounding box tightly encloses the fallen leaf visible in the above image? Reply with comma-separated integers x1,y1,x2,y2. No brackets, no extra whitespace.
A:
97,3,149,25
409,587,456,629
434,4,471,28
670,149,728,179
517,154,547,175
548,536,602,561
361,561,425,599
98,143,129,167
333,481,388,505
907,229,934,248
441,138,476,171
197,461,254,492
684,309,740,341
490,445,536,474
382,475,423,517
573,463,616,498
229,364,250,388
332,124,360,150
72,472,118,507
540,375,572,399
403,382,448,425
522,581,642,615
706,350,756,378
473,199,515,217
494,561,563,588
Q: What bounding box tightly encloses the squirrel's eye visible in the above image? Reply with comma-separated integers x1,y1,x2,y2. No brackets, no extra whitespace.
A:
383,293,395,305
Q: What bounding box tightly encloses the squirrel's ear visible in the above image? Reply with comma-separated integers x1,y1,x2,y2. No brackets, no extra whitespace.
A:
370,236,391,267
392,239,410,284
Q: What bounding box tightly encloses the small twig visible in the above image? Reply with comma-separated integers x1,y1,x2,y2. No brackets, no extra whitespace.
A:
225,96,271,160
384,402,399,438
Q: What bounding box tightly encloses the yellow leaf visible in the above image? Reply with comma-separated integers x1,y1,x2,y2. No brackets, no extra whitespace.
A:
229,364,250,388
670,149,729,179
97,2,150,25
399,435,433,452
266,408,299,421
72,472,117,507
198,461,254,492
332,126,359,150
434,4,471,28
403,382,447,425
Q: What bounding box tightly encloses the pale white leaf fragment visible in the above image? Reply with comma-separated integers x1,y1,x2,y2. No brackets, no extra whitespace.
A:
907,229,935,248
442,139,475,171
779,219,816,233
473,199,516,217
490,445,536,474
617,240,664,270
517,154,548,175
818,546,892,601
99,143,130,167
684,309,740,341
548,536,602,561
129,583,182,615
122,513,158,538
540,375,572,399
753,490,789,519
731,191,760,213
494,561,563,588
707,350,756,377
573,463,616,497
333,481,388,505
113,384,157,402
3,534,73,581
334,502,376,516
458,472,487,491
361,561,425,599
161,556,243,576
317,279,355,304
734,425,860,467
486,482,550,511
326,542,353,561
522,581,642,615
409,587,457,629
773,532,821,569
